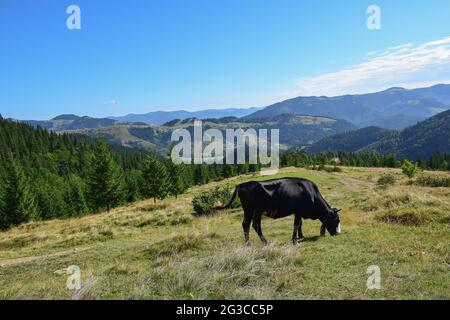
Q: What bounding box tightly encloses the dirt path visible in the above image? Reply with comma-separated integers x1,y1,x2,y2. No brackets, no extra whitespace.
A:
0,247,90,267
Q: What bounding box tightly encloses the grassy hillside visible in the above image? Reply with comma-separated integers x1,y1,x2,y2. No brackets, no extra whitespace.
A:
0,167,449,299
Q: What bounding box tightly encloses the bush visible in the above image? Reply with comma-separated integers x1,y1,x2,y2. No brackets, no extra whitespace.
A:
401,160,422,179
192,193,216,216
414,175,450,187
192,186,240,216
377,174,396,187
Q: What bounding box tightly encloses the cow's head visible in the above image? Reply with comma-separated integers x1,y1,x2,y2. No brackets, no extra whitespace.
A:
325,208,341,236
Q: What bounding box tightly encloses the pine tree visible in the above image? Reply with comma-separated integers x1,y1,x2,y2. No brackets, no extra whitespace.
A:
0,158,38,229
86,140,125,212
223,164,234,178
168,162,187,199
142,156,170,203
194,164,210,185
124,169,145,202
66,176,88,216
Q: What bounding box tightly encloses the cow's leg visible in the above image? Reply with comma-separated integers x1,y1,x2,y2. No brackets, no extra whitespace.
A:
320,224,326,236
292,215,302,244
252,212,267,244
298,219,304,241
242,208,253,245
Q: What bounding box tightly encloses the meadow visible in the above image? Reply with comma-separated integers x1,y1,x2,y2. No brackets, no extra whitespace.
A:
0,167,449,300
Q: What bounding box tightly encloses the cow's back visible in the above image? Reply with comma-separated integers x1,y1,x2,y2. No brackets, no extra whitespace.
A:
269,179,313,215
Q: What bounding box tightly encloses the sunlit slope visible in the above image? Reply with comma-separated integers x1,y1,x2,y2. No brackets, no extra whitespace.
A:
0,167,449,299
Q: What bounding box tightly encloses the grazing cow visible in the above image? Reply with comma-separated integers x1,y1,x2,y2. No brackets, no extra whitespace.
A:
222,178,341,244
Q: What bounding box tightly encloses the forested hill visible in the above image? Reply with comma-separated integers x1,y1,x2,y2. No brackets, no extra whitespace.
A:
0,117,148,229
307,126,398,154
367,109,450,159
0,117,145,172
308,109,450,159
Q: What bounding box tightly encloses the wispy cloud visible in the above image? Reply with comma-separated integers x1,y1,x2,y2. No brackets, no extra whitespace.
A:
103,100,117,106
294,37,450,97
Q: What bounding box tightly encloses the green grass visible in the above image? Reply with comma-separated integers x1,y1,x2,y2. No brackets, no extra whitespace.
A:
0,167,449,300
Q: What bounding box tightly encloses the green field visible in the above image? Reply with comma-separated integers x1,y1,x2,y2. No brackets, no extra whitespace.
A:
0,167,449,299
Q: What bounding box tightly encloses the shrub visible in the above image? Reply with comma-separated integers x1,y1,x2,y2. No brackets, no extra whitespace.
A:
192,186,240,216
377,174,396,187
401,160,422,179
324,166,343,173
414,175,450,187
192,193,216,216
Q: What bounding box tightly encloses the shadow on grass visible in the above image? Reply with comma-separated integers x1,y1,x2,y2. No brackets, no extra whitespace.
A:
300,235,321,243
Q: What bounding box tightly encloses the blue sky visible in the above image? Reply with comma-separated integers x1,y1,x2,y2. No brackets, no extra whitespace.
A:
1,0,450,120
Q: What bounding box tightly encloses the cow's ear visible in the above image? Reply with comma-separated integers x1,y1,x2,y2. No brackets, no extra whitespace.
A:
335,208,342,214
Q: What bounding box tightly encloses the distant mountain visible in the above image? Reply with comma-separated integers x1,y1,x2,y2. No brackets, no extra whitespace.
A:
246,84,450,129
68,114,355,153
23,115,121,131
51,114,81,121
307,126,398,153
309,109,450,159
109,107,261,125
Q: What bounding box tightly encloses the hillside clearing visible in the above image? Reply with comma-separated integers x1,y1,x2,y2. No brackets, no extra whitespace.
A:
0,167,449,300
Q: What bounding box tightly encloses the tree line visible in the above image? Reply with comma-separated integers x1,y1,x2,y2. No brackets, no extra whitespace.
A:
280,150,450,171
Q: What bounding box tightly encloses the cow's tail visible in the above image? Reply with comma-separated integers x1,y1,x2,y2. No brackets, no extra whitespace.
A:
220,185,240,209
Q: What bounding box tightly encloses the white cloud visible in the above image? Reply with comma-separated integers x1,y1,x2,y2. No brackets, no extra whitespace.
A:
294,36,450,97
103,100,117,106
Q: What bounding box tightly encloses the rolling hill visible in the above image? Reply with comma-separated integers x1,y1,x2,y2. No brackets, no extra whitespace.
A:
246,84,450,129
68,114,355,153
309,109,450,159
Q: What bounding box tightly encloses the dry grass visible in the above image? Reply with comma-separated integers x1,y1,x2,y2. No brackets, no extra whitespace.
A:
0,167,449,300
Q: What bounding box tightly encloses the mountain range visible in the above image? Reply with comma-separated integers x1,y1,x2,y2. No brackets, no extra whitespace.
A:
19,84,450,132
247,84,450,129
12,84,450,159
108,107,261,125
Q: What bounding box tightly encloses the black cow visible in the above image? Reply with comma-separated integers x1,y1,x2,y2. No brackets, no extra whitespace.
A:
223,178,341,244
